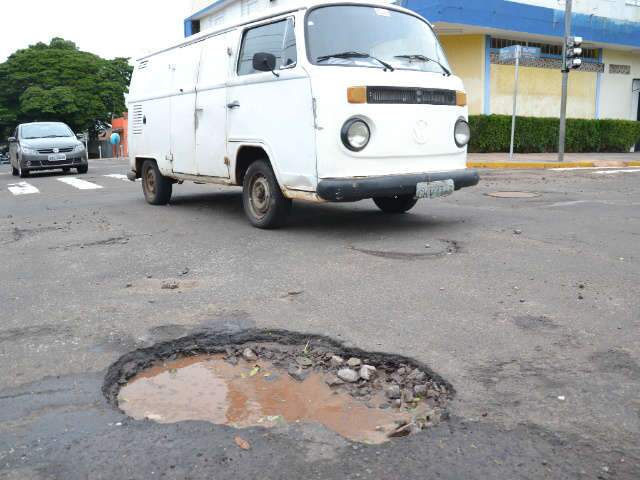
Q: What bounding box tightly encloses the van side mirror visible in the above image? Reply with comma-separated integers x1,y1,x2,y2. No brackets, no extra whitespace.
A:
76,133,84,140
253,52,277,72
8,137,16,143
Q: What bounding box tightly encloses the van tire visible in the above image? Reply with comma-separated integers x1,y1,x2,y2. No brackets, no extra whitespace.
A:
373,195,418,214
76,165,87,174
19,166,29,178
242,160,291,229
11,165,18,176
141,160,172,205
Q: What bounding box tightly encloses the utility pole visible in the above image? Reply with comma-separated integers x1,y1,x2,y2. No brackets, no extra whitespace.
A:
558,0,572,162
558,0,583,161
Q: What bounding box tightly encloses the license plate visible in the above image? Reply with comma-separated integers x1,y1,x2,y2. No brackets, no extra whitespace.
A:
416,180,455,199
48,153,66,162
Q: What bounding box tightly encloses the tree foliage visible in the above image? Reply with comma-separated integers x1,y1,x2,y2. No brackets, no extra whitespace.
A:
0,38,132,138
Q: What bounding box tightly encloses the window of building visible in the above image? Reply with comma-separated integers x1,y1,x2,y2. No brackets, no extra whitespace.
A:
490,37,600,62
241,0,260,16
237,18,297,75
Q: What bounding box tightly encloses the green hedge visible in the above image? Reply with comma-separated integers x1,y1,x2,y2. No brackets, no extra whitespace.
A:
468,115,640,153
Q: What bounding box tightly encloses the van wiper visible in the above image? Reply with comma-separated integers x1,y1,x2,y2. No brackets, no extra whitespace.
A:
394,54,451,76
317,51,394,72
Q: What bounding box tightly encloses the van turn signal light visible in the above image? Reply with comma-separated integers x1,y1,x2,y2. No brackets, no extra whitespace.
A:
456,91,467,107
347,86,367,104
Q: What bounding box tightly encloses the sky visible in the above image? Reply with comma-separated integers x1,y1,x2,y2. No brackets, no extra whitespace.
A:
0,0,193,63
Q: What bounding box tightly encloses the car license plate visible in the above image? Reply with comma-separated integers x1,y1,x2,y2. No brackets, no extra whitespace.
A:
416,180,455,199
48,153,67,162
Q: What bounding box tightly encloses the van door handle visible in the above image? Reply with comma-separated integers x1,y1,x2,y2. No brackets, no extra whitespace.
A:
227,100,240,109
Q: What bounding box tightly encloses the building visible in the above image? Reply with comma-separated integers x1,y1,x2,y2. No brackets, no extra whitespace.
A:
184,0,640,121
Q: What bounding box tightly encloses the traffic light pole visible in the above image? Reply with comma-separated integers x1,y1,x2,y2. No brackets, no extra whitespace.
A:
558,0,572,162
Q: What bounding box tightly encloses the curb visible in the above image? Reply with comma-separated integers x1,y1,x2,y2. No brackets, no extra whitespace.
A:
467,160,640,170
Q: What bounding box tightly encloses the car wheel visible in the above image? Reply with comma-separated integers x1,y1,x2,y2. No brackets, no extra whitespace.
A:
141,160,172,205
11,165,18,176
373,195,418,214
77,165,88,174
242,160,291,229
18,165,29,178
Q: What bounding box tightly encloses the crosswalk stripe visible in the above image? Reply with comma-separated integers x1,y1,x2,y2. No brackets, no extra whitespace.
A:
57,177,104,190
8,181,39,195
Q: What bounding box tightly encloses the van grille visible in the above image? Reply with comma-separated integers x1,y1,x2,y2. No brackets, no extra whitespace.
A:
367,87,456,106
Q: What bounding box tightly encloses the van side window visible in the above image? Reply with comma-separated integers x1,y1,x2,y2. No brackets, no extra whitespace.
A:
237,18,297,75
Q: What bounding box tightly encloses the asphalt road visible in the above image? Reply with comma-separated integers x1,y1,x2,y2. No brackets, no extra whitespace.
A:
1,159,639,479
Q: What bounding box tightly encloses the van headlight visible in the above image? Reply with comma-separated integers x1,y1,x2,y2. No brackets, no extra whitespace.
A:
73,144,85,153
454,119,471,148
341,118,371,152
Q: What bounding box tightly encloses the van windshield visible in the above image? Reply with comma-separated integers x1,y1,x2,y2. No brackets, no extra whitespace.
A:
306,5,451,75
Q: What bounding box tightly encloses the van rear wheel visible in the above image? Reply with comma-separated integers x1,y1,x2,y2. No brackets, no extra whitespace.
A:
141,160,172,205
373,195,418,214
242,160,291,229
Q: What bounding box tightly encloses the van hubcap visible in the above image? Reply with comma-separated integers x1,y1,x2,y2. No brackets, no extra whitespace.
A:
249,175,271,219
144,168,156,195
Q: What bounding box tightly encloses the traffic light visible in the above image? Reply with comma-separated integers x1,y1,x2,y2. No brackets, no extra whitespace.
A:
565,36,583,70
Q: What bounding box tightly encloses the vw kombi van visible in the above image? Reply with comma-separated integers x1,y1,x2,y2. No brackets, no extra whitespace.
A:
127,0,479,228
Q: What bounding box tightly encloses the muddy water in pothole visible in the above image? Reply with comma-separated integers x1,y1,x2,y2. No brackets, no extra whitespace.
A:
118,355,413,444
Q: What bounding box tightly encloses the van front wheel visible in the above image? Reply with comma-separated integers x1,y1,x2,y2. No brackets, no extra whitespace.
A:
373,195,418,214
243,160,291,229
142,160,172,205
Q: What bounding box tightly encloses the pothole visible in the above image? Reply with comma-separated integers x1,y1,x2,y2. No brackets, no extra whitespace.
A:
104,330,452,444
350,239,459,260
486,191,541,198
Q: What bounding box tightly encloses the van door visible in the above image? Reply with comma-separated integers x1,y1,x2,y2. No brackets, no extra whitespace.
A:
170,43,203,175
226,17,317,191
195,33,232,178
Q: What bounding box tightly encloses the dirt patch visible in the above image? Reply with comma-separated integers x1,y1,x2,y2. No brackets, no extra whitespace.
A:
486,192,541,199
104,329,452,444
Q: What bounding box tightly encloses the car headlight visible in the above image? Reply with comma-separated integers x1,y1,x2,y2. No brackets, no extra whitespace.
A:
454,119,471,148
21,147,39,155
73,144,85,153
341,118,371,152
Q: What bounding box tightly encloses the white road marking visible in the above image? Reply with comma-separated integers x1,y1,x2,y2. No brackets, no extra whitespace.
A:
104,174,129,181
103,173,140,182
57,177,104,190
8,181,39,195
592,169,640,175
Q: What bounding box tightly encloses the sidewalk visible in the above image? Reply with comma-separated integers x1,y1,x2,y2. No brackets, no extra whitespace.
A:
467,152,640,169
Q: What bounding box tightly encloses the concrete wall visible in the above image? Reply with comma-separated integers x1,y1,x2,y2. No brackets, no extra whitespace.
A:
440,35,486,115
599,49,640,120
490,64,598,118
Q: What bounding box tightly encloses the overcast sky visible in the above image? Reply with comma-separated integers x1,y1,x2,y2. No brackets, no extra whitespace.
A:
0,0,193,63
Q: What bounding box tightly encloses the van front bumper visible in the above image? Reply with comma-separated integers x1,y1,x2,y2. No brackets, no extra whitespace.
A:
316,169,480,202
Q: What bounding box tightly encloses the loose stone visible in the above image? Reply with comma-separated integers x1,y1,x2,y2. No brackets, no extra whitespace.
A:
330,355,345,368
413,384,428,397
347,358,362,368
385,385,401,399
359,365,377,381
288,364,309,382
337,368,360,383
325,374,345,387
296,356,314,368
242,348,258,362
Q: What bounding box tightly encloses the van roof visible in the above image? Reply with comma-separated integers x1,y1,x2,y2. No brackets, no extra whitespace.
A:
137,0,426,62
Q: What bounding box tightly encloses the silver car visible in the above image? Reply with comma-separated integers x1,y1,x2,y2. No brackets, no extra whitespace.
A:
8,122,88,178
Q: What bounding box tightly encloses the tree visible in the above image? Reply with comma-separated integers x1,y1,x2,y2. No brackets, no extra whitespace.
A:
0,37,132,138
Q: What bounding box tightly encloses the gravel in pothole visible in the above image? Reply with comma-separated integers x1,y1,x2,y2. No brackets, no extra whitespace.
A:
117,345,449,444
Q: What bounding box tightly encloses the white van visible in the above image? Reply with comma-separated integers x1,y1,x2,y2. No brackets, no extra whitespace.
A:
127,0,479,228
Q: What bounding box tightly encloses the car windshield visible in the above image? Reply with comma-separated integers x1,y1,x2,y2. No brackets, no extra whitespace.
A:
306,5,451,74
21,123,74,139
